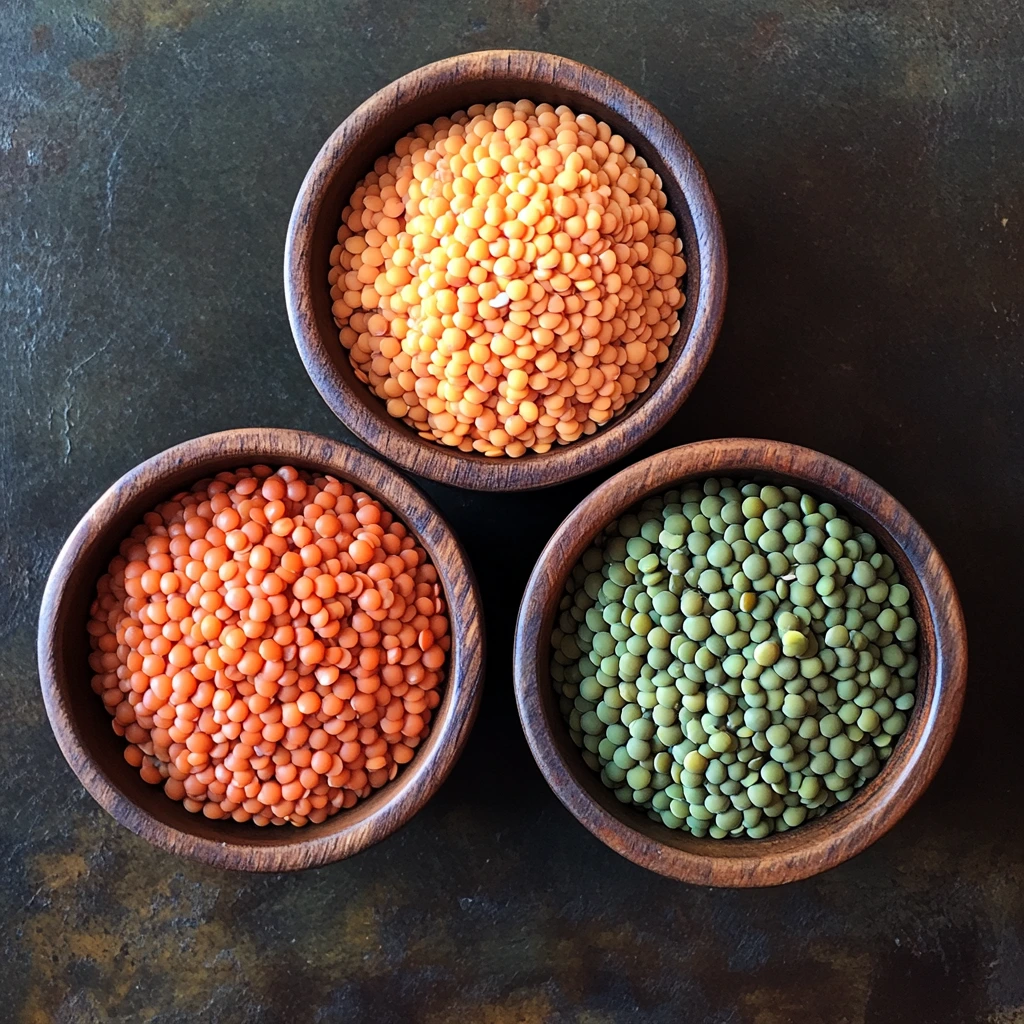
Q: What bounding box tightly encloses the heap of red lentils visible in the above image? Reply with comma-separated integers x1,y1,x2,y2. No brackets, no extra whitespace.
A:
87,465,448,826
329,100,686,457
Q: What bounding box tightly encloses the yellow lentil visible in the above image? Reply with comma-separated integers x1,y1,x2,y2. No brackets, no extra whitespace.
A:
329,100,686,456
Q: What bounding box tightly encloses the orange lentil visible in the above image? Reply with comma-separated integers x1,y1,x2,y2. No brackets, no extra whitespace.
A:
88,465,448,826
331,100,685,457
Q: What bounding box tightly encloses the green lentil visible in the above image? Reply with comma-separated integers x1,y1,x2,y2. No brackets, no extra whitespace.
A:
550,477,918,841
753,641,780,667
711,609,737,636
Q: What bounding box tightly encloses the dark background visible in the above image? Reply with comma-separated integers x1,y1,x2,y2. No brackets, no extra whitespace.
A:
2,2,1022,1022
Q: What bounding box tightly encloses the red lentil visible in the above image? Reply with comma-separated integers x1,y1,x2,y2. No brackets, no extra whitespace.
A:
87,465,449,826
329,99,686,457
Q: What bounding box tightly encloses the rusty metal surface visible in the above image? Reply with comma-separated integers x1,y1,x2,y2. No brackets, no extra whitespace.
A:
2,2,1022,1021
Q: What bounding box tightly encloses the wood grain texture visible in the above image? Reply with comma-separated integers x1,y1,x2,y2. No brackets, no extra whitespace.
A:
514,438,967,887
284,49,727,492
37,428,485,872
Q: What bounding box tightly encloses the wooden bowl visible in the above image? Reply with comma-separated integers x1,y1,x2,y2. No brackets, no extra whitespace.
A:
285,49,726,492
514,439,967,886
38,428,484,871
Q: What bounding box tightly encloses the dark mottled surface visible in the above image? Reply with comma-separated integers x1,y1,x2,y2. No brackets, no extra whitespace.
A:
2,1,1022,1021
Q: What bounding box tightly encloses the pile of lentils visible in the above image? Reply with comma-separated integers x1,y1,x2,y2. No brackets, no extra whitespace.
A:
329,99,685,457
550,478,919,838
88,465,448,827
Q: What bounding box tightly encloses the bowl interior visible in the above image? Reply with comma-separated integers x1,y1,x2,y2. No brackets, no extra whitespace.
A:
42,433,480,863
520,443,959,883
293,53,708,475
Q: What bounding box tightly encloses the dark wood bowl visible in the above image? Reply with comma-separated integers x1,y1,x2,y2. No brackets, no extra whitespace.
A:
285,50,726,492
514,439,967,886
38,428,484,871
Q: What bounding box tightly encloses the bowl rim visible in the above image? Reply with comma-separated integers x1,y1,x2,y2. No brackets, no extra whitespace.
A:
514,437,967,886
37,427,485,871
284,48,727,492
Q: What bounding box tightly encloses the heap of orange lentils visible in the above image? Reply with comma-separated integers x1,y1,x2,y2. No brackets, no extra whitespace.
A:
87,465,448,826
329,99,686,457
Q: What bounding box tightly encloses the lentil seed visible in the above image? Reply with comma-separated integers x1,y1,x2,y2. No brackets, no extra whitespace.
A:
549,476,918,839
331,101,686,457
89,466,448,827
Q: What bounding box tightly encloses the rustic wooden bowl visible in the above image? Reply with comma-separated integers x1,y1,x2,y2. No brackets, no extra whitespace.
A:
514,439,967,886
285,49,726,491
38,428,484,872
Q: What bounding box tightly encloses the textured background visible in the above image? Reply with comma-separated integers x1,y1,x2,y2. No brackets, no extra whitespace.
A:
2,1,1022,1022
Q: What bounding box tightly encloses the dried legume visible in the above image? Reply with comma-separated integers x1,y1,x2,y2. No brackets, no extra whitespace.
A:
550,477,919,838
88,465,448,826
329,100,686,456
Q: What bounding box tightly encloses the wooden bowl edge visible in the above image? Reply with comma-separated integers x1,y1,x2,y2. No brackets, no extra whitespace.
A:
284,49,727,492
38,427,486,872
514,437,967,886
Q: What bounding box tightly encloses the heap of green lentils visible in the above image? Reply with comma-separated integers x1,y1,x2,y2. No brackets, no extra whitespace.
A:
550,477,919,839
